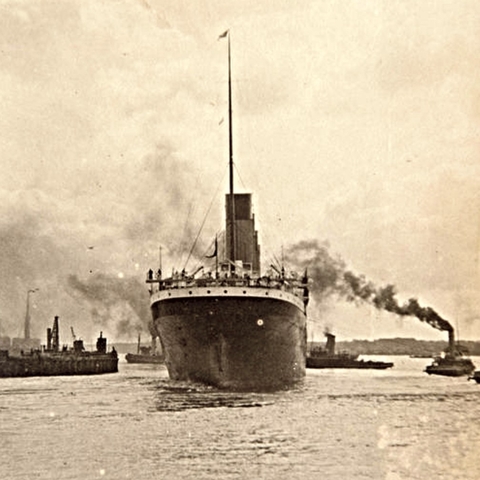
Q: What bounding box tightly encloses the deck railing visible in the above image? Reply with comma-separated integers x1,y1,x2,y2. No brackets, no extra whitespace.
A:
146,270,309,305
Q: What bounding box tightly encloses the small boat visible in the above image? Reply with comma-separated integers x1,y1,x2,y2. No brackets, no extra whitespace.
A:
125,334,164,364
468,371,480,383
425,330,475,377
306,333,393,370
426,355,475,377
0,316,118,378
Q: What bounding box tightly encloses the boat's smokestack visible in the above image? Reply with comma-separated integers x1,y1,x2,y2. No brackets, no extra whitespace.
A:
96,331,107,353
448,329,455,354
325,333,336,355
73,339,84,353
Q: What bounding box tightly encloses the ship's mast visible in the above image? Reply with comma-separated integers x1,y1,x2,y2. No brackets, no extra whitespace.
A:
226,31,236,266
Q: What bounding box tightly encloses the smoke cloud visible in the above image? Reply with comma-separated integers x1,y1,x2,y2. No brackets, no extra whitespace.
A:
66,273,152,339
0,139,213,341
285,239,453,333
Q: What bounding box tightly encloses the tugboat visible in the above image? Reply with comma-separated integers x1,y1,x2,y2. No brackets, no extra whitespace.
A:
468,371,480,384
125,333,164,364
306,332,393,369
425,330,475,377
0,316,118,378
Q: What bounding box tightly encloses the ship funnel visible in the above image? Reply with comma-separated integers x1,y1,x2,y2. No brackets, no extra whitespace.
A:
448,329,455,354
96,331,107,353
73,339,84,353
325,333,336,355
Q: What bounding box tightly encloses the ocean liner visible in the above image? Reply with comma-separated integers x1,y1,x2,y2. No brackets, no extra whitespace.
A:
146,32,309,391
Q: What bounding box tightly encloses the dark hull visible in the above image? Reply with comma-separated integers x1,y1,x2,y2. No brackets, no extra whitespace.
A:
0,352,118,378
152,295,307,391
469,371,480,383
425,365,474,377
425,358,475,377
307,356,393,369
125,353,164,364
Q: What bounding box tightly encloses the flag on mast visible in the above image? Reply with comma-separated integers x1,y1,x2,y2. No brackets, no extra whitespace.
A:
206,236,218,258
218,29,229,40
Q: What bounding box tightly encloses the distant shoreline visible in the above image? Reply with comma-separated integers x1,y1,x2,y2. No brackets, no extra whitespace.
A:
4,339,479,357
309,338,480,356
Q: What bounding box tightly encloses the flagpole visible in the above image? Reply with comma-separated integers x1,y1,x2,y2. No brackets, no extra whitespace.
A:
158,245,162,279
215,235,219,279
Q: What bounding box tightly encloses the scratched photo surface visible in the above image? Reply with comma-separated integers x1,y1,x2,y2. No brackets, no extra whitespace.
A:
1,1,479,479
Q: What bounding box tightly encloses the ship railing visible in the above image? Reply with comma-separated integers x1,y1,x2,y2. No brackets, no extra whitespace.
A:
148,269,309,305
155,275,308,301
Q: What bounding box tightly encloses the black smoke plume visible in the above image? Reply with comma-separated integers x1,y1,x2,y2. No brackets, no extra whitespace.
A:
343,273,453,332
284,239,346,300
285,239,453,333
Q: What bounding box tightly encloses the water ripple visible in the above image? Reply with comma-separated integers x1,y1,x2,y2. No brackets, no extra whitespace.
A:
148,380,276,411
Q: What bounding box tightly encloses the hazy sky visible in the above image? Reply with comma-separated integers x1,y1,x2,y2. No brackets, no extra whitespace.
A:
1,0,480,342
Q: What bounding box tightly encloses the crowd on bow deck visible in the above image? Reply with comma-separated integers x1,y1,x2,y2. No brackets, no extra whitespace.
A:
146,268,309,301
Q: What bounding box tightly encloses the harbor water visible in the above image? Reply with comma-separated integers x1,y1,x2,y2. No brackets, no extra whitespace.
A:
1,356,479,479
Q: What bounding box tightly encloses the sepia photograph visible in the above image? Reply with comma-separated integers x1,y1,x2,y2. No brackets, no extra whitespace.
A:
1,1,479,478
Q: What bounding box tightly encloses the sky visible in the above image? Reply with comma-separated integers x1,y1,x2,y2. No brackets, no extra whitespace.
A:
1,0,480,343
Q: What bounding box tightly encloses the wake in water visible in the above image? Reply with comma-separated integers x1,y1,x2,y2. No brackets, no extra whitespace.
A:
144,379,277,411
